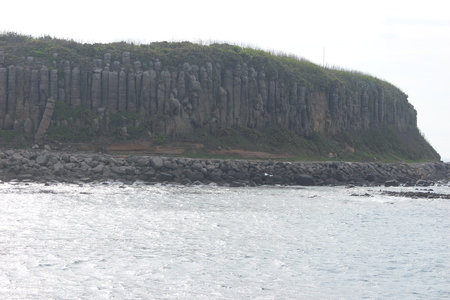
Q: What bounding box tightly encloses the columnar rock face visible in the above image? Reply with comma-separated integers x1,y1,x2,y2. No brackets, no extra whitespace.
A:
0,49,418,140
0,67,7,122
0,49,5,65
35,98,55,141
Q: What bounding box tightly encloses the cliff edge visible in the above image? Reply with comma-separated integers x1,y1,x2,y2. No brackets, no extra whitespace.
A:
0,33,440,161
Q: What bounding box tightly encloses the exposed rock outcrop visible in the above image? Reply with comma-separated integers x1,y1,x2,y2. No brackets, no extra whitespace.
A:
0,44,420,144
34,98,55,141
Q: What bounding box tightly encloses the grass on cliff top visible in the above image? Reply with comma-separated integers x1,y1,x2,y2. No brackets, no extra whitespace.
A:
0,32,400,93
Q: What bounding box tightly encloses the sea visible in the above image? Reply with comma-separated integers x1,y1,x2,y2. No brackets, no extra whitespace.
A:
1,182,449,300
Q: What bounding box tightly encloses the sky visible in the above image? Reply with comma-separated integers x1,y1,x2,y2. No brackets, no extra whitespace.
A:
1,0,449,160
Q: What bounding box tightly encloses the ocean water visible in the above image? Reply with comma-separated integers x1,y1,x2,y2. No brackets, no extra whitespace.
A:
0,182,449,299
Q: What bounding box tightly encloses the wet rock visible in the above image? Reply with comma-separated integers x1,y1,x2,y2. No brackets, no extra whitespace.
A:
382,190,450,199
158,172,173,182
230,181,245,187
385,179,399,187
0,149,448,186
415,179,434,187
180,178,192,185
297,174,315,186
188,171,204,182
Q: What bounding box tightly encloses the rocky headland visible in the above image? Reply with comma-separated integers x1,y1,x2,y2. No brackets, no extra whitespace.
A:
0,33,441,162
1,147,448,187
0,34,446,187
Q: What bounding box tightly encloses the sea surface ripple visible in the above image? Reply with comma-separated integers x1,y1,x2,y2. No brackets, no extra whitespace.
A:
1,182,449,299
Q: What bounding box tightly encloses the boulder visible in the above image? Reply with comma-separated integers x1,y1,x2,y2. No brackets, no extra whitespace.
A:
230,181,245,187
180,178,192,185
158,172,173,182
53,162,64,174
365,174,376,182
150,157,164,170
188,171,204,182
297,174,315,186
385,179,399,187
91,164,104,174
36,154,49,166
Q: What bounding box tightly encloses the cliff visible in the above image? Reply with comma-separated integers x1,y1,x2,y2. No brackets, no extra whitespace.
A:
0,33,440,161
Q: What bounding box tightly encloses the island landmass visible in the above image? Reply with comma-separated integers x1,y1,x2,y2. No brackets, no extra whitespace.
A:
1,33,448,187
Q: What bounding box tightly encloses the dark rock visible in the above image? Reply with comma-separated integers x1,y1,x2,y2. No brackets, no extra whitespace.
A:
91,164,104,174
18,174,34,181
385,179,399,187
188,171,204,182
158,172,173,182
111,166,126,174
365,174,376,182
180,178,192,185
125,167,135,175
415,179,433,187
230,181,245,187
297,174,315,186
150,157,164,170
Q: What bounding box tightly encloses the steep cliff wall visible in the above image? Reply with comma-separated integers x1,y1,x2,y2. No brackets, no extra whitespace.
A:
0,34,437,160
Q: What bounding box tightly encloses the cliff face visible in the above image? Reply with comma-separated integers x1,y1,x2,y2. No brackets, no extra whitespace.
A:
0,48,417,138
0,36,434,160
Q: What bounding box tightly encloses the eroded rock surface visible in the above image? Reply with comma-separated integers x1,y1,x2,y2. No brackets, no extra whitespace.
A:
0,50,418,142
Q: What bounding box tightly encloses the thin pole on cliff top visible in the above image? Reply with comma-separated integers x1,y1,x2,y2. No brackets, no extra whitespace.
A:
323,47,325,67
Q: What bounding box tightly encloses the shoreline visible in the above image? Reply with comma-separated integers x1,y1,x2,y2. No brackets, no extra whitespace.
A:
1,148,449,187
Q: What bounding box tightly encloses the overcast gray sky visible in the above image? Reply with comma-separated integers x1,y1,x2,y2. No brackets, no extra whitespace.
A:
2,0,449,160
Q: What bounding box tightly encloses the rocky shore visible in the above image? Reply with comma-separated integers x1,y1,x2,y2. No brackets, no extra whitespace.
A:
1,147,449,187
381,190,450,199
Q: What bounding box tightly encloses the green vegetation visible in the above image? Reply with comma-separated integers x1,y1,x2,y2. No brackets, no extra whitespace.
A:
0,129,33,149
0,129,17,141
0,31,407,107
0,31,406,103
53,101,96,123
170,125,439,162
0,122,440,162
153,135,167,145
46,126,90,142
348,125,440,162
0,31,366,91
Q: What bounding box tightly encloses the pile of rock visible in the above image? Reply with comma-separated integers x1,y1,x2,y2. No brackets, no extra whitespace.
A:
0,148,449,186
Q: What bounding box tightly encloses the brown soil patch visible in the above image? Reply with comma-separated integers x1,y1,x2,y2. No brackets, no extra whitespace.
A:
77,140,289,159
207,148,289,159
